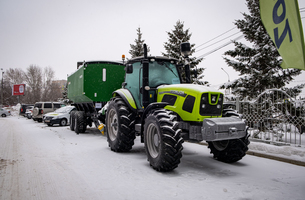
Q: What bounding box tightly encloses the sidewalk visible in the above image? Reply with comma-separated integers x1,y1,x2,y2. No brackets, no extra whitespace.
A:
247,141,305,167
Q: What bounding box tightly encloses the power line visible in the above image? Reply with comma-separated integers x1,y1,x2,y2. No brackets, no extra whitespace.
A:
291,80,305,83
196,35,244,59
194,27,236,50
195,31,241,53
193,7,305,59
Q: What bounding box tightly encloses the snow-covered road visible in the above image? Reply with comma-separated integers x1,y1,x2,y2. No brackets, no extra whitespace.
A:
1,116,305,200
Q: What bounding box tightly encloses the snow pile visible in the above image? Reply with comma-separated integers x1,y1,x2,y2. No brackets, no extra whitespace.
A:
6,104,21,116
248,141,305,163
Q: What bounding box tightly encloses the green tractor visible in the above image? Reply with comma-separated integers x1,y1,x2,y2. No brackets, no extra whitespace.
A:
105,43,249,172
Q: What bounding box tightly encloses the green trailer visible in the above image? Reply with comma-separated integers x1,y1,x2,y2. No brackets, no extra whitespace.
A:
67,61,125,133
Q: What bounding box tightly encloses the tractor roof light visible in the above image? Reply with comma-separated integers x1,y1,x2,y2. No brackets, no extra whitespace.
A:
122,55,125,64
180,42,191,58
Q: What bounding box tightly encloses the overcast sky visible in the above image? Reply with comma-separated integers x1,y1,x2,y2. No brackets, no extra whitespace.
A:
1,0,305,92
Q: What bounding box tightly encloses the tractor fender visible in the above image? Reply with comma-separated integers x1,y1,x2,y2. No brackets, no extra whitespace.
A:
112,89,137,112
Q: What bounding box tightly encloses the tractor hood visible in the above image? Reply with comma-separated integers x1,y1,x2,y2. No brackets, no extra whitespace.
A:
156,84,224,122
157,84,220,96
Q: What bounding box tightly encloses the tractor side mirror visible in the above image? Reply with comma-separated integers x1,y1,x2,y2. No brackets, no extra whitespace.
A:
180,42,191,58
125,64,133,74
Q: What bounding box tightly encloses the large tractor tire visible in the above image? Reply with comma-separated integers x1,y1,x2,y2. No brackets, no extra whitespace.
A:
70,110,76,131
207,136,250,163
106,98,136,152
144,109,183,172
74,111,87,134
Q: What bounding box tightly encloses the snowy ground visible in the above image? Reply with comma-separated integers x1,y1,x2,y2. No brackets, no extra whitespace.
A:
1,114,305,200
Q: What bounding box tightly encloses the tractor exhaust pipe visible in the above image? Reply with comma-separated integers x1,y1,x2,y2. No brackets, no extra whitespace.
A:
142,44,149,108
181,42,191,83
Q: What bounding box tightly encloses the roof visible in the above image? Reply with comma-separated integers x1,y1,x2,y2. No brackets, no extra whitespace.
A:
127,56,178,64
78,60,124,68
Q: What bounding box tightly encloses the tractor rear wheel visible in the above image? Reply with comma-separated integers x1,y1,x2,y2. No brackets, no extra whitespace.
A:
207,136,250,163
144,109,183,172
106,98,135,152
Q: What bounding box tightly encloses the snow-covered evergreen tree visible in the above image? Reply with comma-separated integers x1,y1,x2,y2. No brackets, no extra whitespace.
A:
129,27,150,58
162,20,207,85
221,0,302,100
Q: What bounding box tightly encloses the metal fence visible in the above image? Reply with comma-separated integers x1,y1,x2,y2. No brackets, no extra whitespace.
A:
227,89,305,147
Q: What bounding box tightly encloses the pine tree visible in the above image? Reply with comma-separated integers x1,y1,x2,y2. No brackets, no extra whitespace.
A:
221,0,302,100
129,27,150,58
162,20,206,85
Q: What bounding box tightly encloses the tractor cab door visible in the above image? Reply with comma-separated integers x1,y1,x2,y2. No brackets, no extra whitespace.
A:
124,62,143,109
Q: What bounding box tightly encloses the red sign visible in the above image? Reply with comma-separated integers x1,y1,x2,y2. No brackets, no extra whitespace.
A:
12,84,26,96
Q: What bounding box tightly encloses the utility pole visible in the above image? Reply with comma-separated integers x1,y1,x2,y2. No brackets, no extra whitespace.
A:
1,68,4,107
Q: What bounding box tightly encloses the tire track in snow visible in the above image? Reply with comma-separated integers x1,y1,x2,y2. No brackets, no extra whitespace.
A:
0,117,95,200
0,118,21,200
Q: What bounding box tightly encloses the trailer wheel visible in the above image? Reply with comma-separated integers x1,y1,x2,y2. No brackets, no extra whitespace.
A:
207,136,250,163
74,111,87,134
106,98,135,152
70,111,76,131
144,109,183,172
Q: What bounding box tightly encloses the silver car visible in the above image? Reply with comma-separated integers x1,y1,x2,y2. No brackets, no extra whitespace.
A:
0,108,11,117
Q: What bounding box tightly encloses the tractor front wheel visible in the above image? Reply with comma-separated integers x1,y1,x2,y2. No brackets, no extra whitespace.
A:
106,98,135,152
144,109,183,172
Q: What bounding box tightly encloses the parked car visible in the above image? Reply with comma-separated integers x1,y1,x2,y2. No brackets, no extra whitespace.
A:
19,104,34,116
25,106,34,119
0,108,11,117
43,106,76,126
32,102,65,122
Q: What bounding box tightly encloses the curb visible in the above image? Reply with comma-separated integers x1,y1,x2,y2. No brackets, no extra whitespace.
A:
246,150,305,167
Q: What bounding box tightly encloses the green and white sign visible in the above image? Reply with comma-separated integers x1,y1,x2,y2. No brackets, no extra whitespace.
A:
260,0,305,70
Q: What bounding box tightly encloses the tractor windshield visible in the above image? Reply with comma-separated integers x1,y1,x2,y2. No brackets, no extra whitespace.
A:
149,60,181,87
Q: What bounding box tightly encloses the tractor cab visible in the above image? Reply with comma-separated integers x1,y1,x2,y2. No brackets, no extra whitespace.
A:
123,56,181,109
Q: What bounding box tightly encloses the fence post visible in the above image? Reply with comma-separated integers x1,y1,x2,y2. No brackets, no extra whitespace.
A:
236,97,240,113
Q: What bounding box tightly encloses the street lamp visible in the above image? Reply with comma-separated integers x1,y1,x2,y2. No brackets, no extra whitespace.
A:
221,68,230,82
221,68,230,95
